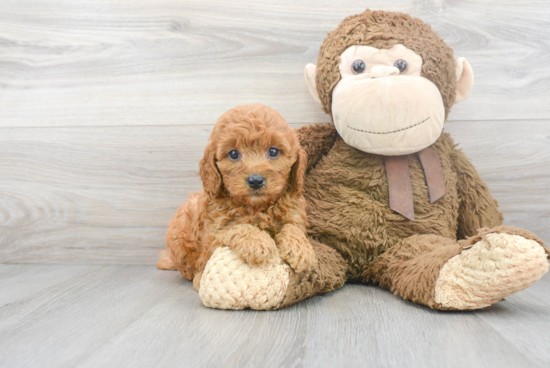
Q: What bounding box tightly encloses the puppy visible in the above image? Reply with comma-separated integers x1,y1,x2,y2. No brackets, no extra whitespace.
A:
157,104,316,291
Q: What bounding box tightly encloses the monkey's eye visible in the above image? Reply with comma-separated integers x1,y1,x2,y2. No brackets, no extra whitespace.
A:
394,59,408,74
228,150,240,161
268,147,280,159
352,60,366,74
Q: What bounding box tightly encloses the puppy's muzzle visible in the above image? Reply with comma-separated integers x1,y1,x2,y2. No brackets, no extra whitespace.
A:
246,174,265,190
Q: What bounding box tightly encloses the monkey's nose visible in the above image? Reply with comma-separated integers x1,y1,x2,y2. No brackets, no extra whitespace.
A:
370,66,400,78
247,174,265,190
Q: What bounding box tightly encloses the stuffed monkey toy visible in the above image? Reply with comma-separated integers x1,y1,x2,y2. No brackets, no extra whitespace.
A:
183,9,550,310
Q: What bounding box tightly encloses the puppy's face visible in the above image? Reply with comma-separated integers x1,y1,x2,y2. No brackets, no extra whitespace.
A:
216,117,297,207
200,105,305,207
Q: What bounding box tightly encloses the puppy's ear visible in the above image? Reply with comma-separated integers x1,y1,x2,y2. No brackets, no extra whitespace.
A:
289,147,307,195
199,141,222,198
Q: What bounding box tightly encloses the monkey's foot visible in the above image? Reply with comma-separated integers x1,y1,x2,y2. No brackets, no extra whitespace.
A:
199,247,291,310
434,231,549,310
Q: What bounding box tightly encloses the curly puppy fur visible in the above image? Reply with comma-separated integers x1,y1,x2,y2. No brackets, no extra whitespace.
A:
158,104,315,287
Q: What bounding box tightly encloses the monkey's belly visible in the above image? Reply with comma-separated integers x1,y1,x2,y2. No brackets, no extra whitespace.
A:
303,141,459,280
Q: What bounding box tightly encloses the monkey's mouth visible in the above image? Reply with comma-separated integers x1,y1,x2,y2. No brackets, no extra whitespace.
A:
346,117,430,135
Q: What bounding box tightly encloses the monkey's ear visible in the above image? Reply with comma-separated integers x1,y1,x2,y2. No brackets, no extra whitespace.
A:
199,142,223,198
454,57,474,104
304,64,322,104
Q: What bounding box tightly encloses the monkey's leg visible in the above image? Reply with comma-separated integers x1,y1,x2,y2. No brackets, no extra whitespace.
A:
368,226,549,310
199,239,347,310
277,239,348,309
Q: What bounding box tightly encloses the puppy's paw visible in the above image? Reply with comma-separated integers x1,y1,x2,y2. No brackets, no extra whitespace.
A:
276,224,317,273
232,231,279,267
282,244,317,273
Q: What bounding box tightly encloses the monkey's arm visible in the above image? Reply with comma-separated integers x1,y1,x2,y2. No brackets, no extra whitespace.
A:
451,146,503,239
295,124,339,171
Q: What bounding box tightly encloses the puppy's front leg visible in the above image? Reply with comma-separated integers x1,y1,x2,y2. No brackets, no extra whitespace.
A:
216,224,279,267
275,224,317,272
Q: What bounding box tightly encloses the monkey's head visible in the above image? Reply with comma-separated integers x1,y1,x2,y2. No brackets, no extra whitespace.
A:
305,10,474,156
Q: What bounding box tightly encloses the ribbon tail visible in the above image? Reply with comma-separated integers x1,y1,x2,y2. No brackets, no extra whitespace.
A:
385,155,415,221
418,146,446,203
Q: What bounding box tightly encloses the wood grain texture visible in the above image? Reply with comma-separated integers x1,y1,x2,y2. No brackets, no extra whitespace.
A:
0,264,548,368
0,125,208,264
475,275,550,367
1,120,549,264
1,0,549,127
1,2,549,365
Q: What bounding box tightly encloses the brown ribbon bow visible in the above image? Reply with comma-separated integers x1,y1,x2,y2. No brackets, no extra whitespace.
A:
384,146,446,221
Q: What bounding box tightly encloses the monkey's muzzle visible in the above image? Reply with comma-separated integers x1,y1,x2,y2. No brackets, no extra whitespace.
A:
331,75,445,156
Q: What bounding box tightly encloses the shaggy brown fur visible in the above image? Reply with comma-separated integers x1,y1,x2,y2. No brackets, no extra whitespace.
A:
274,10,549,310
158,104,316,286
315,9,457,120
296,123,516,308
300,124,504,278
279,239,348,309
368,225,550,310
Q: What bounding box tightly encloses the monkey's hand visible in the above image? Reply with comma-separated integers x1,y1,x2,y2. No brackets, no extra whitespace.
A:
275,224,317,272
216,224,279,267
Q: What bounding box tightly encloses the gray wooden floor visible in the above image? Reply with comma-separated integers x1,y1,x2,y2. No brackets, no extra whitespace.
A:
0,264,549,368
2,1,550,367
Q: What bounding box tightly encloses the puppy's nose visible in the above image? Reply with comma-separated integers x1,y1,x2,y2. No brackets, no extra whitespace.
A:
247,174,265,190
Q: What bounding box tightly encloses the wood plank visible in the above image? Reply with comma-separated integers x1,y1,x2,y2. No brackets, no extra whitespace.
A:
80,284,537,368
1,120,549,264
0,264,101,307
0,265,184,367
444,120,550,238
298,282,545,367
0,125,208,264
0,264,547,367
475,275,550,367
1,0,549,128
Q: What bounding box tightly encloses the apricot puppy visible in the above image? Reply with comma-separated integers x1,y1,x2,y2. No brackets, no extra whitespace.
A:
158,104,316,290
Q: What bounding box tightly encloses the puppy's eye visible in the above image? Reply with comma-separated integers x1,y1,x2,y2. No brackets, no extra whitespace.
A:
268,147,280,159
228,150,240,161
352,60,366,74
394,59,408,74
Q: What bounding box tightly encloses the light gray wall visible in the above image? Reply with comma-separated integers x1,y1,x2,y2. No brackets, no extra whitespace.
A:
1,0,549,264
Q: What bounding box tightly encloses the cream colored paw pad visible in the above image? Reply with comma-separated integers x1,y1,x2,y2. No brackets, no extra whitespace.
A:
434,233,549,310
199,247,291,310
